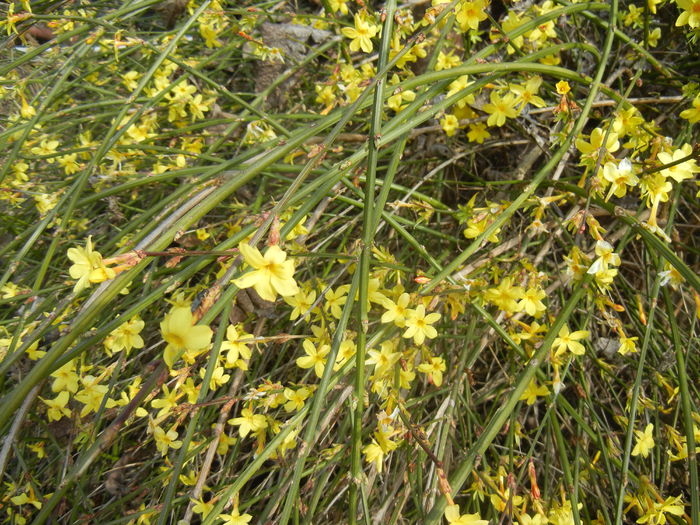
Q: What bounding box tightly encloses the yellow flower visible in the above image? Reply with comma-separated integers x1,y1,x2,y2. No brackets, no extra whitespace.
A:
552,324,589,356
518,513,548,525
445,504,489,525
284,289,317,320
221,324,252,368
190,498,214,518
417,356,446,386
152,425,183,455
618,334,639,355
510,76,546,109
381,292,411,327
324,285,349,319
283,387,310,412
40,391,71,422
57,153,81,174
675,0,700,28
680,95,700,123
228,407,268,437
587,240,620,276
366,340,401,376
637,495,685,524
657,143,700,183
482,90,520,127
632,423,655,457
440,114,460,137
51,360,80,393
328,0,349,15
75,375,116,416
151,385,184,419
484,277,524,314
362,440,385,472
648,27,661,47
218,509,253,525
233,243,299,302
10,485,42,509
160,306,213,369
519,378,549,405
341,13,378,54
435,51,462,71
402,305,441,345
576,127,620,160
296,339,330,377
467,122,491,144
104,316,145,356
555,80,571,95
518,286,547,317
640,173,672,228
20,94,36,118
601,158,639,200
200,366,230,390
30,138,59,161
455,0,489,31
67,236,104,293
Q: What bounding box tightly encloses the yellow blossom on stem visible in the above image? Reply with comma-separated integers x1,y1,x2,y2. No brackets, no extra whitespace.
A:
104,316,145,356
417,355,446,386
680,95,700,123
285,289,317,321
552,324,589,356
366,340,401,376
381,292,411,327
296,339,330,377
509,76,546,109
637,495,685,524
587,240,620,276
228,407,268,437
445,504,489,525
436,50,462,70
519,378,549,405
657,143,700,183
324,285,349,319
30,138,59,161
440,113,460,136
675,0,700,28
151,384,183,419
51,360,79,393
233,243,299,302
518,286,547,317
283,387,310,412
75,374,116,416
455,0,489,31
152,425,183,455
341,13,378,54
221,324,252,368
518,513,548,525
200,366,230,390
67,236,104,293
640,173,672,228
618,333,639,355
160,306,213,369
602,158,639,201
328,0,350,15
575,127,620,167
467,122,491,143
555,80,571,95
402,305,441,345
40,391,71,422
482,90,520,127
632,423,655,457
219,509,253,525
484,277,524,314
